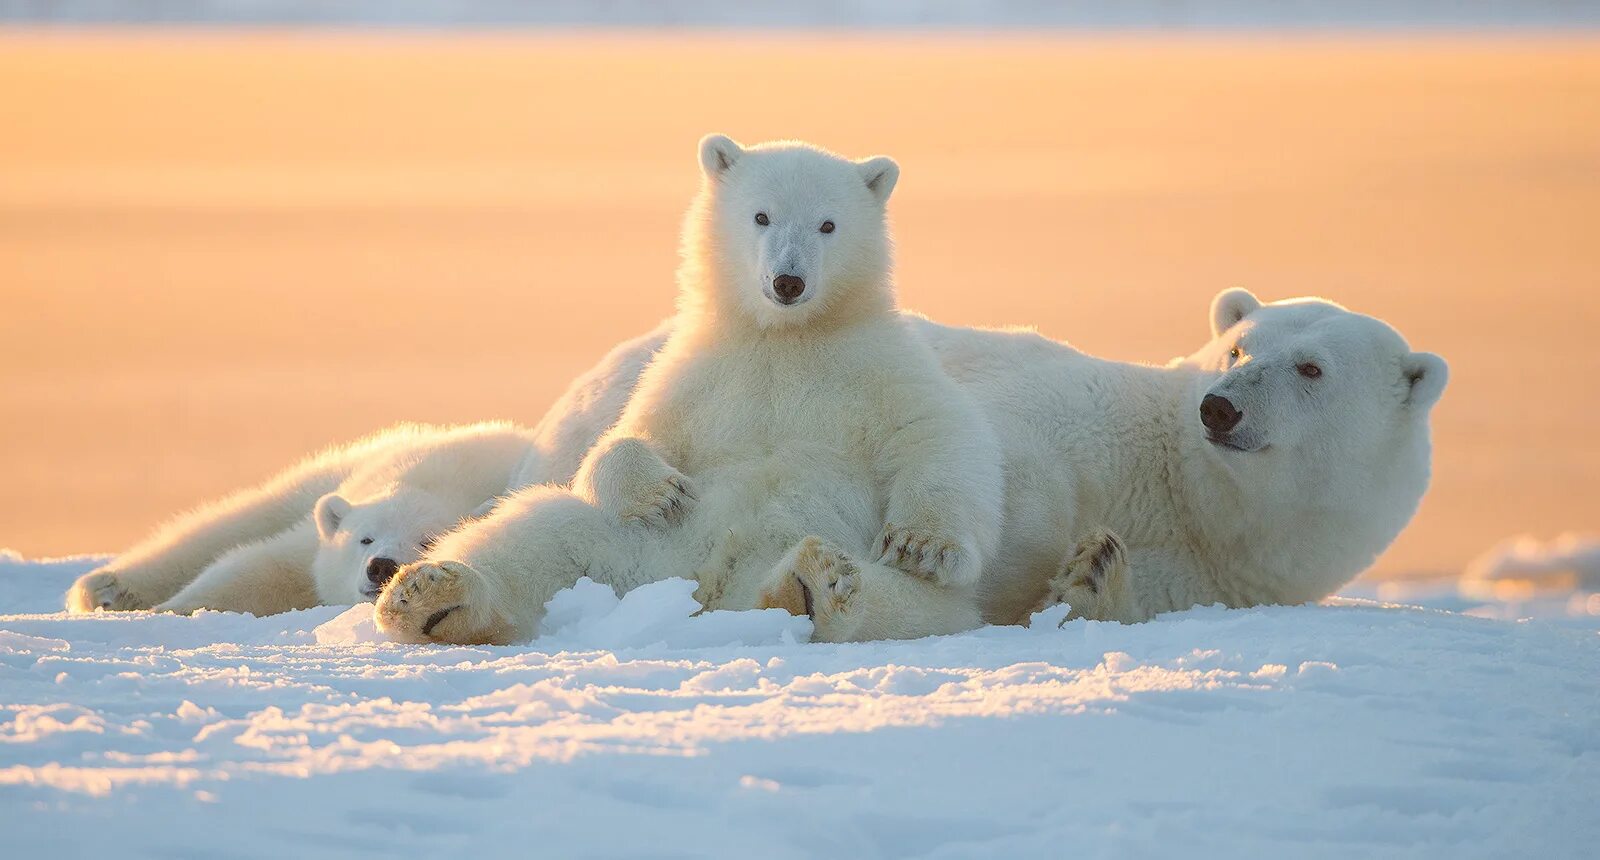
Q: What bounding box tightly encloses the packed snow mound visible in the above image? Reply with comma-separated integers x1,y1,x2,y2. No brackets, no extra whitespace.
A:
2,548,1597,856
313,576,812,649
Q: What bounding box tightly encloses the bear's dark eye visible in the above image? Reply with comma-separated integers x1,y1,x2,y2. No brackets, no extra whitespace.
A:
820,220,835,234
754,212,769,226
359,537,374,546
1298,362,1323,379
1228,347,1242,363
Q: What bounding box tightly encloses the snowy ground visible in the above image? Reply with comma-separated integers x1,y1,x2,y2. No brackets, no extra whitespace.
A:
2,545,1597,857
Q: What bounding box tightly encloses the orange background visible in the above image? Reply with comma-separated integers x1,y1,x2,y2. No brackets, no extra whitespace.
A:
1,32,1596,578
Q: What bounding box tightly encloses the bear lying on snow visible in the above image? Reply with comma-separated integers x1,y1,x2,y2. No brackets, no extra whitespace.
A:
362,285,1443,642
66,422,534,616
68,138,1447,642
63,330,656,617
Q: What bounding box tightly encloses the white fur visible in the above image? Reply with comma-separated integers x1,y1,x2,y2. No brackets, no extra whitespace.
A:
423,289,1445,630
935,291,1447,622
374,136,1005,645
305,424,533,606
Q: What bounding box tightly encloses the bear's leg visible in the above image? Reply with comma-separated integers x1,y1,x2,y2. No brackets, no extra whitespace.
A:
574,436,696,528
1031,527,1133,624
759,537,984,642
66,469,348,612
375,485,651,646
156,520,321,616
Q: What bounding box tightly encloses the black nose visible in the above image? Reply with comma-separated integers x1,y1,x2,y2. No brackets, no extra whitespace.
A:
1200,394,1243,433
772,274,805,302
366,557,398,586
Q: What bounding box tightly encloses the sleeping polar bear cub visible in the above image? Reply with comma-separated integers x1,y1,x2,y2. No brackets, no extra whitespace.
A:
66,423,535,616
374,135,1005,645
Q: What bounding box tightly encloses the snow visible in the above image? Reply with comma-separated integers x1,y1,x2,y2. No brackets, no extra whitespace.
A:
2,546,1597,856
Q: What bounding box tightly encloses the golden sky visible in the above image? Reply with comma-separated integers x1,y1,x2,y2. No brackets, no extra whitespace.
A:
1,32,1596,576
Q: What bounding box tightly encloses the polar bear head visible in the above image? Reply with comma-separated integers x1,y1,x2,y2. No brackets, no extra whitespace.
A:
1183,288,1448,596
311,489,495,605
686,134,900,329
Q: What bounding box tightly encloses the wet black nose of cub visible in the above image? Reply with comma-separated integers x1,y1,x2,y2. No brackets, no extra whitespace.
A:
366,557,399,586
1200,394,1243,433
772,274,806,302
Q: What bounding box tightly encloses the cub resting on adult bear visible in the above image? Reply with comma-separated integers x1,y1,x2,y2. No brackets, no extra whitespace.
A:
373,134,1007,645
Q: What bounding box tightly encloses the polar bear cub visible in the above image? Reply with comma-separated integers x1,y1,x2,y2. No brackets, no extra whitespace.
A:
66,423,535,616
374,135,1005,645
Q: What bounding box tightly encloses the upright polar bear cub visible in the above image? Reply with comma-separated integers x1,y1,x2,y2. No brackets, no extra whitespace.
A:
373,135,1005,645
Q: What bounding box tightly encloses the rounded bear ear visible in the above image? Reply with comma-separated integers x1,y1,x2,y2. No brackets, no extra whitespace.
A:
698,134,744,180
1402,351,1449,410
856,156,900,204
314,494,352,542
1210,287,1262,337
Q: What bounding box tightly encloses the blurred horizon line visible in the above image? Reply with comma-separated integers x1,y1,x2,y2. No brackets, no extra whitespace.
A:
3,1,1598,29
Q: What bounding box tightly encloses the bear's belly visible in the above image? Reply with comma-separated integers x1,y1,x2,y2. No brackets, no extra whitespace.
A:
690,453,881,562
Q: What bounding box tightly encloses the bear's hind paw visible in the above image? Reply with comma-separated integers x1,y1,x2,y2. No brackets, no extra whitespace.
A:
375,560,512,645
66,571,152,613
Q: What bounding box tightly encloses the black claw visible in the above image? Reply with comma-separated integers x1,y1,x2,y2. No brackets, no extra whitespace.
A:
421,605,460,637
796,576,816,620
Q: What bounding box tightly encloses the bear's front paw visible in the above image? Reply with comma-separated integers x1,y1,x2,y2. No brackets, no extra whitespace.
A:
66,570,152,613
621,471,697,529
759,536,862,642
1033,527,1131,625
374,561,513,645
874,524,979,586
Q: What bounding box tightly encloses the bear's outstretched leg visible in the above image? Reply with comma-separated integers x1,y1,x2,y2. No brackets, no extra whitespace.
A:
374,484,658,646
1031,527,1133,624
760,536,983,642
65,467,352,612
157,520,320,616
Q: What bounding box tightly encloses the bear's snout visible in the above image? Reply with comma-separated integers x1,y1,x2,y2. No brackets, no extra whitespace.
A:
772,274,806,304
366,557,399,586
1200,394,1243,433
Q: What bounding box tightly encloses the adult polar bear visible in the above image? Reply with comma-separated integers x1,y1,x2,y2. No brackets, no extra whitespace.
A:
369,288,1445,639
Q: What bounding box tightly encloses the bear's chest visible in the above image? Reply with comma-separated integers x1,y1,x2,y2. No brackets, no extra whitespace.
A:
672,347,878,471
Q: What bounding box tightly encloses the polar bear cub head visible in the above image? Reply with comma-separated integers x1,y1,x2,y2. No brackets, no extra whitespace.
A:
312,489,495,605
1186,288,1447,588
687,134,900,328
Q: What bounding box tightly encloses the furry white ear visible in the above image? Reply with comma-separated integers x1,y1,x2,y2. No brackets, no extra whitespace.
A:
699,134,744,180
1403,351,1449,410
856,156,900,204
1210,287,1262,337
314,494,352,542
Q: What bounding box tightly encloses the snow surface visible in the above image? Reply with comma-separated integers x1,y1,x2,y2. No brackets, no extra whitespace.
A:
2,545,1597,857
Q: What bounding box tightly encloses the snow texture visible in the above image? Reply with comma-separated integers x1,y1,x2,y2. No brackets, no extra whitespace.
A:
1,544,1597,857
